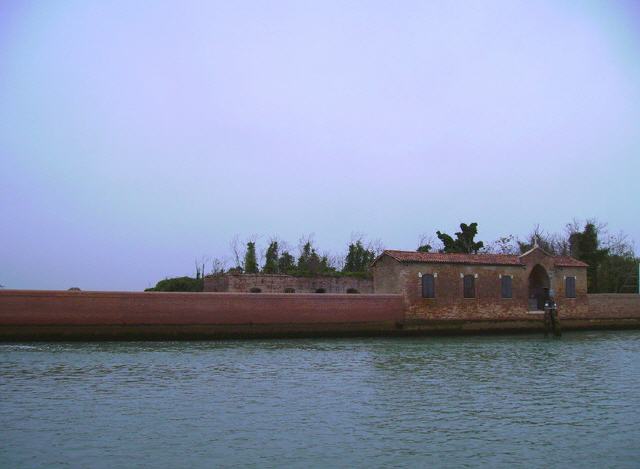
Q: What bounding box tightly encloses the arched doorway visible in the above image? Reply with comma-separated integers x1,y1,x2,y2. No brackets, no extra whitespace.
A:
528,264,550,311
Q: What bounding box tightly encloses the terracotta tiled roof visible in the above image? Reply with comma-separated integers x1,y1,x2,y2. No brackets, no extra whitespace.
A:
376,250,588,268
553,256,589,268
379,250,522,266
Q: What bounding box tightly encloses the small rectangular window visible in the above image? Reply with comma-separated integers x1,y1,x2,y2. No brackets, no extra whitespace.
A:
501,275,512,299
422,274,435,298
463,275,475,298
566,276,576,298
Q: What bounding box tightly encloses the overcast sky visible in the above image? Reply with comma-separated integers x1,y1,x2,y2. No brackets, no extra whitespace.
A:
1,0,639,291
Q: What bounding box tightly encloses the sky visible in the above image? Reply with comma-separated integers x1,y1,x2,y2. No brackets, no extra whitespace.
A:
1,0,639,291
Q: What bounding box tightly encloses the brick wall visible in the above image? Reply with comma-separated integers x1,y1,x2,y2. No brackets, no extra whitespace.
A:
585,294,640,319
372,256,589,320
204,274,373,294
0,290,402,326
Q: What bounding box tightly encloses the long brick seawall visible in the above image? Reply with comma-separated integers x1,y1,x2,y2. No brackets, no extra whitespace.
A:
0,290,404,340
1,290,639,340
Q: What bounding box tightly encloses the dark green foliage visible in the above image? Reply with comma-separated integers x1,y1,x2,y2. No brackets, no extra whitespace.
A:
436,223,484,254
569,223,609,293
278,251,296,274
597,255,638,293
263,241,279,274
296,241,318,274
296,241,336,275
417,244,432,253
244,241,258,274
344,240,375,273
145,276,203,292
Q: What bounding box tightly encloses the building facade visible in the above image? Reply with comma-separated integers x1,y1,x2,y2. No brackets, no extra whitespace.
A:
204,273,373,294
372,247,588,320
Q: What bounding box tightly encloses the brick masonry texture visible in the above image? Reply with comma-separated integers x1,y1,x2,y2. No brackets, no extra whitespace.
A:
204,274,373,294
0,290,402,326
373,247,590,320
586,294,640,319
0,290,638,339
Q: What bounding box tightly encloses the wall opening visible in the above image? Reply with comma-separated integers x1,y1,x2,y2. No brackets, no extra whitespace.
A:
284,288,296,293
315,288,326,293
249,287,262,293
463,275,475,298
528,264,550,310
346,288,359,294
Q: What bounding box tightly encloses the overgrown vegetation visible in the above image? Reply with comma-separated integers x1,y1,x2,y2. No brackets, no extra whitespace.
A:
145,276,203,292
419,220,638,294
147,220,638,293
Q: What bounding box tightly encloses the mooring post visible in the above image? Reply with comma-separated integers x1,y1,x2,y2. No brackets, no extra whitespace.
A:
551,306,561,337
543,304,551,337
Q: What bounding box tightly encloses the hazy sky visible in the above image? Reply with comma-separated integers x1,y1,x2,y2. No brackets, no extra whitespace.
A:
1,1,639,290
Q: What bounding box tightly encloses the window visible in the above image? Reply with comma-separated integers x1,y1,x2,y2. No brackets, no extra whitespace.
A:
565,277,576,298
501,275,512,299
284,288,295,293
463,275,475,298
421,274,435,298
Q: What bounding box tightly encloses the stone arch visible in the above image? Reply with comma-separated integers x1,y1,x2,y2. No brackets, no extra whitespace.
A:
528,264,550,310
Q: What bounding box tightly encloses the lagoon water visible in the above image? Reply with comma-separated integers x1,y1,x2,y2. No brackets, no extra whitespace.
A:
1,332,640,468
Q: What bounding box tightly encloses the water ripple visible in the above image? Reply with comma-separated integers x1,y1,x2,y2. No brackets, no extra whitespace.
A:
1,332,640,468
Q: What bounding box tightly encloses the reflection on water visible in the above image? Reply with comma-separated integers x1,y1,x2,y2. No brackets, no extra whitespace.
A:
1,332,640,468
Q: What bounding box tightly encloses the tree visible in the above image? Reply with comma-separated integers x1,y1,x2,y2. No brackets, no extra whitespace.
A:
263,241,279,273
569,222,609,293
278,251,296,274
417,233,434,253
344,240,376,273
517,225,568,255
244,241,259,274
436,223,484,254
230,235,243,270
484,235,518,255
297,241,323,274
145,276,203,292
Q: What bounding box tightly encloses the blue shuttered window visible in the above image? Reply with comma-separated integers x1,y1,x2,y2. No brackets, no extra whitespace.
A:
421,274,435,298
463,275,475,298
565,277,576,298
501,276,512,299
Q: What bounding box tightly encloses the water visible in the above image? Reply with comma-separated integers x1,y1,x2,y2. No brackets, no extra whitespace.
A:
1,332,640,468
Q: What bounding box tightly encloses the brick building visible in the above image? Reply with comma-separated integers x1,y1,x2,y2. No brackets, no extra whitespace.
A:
372,246,588,320
204,273,373,294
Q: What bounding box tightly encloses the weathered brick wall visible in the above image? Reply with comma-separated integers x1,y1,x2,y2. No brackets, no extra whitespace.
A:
396,263,532,320
204,274,373,294
373,257,589,320
0,290,401,326
519,248,588,317
585,294,640,319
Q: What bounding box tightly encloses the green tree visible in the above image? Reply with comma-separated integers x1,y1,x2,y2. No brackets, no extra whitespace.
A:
436,223,484,254
569,222,609,293
263,241,279,273
244,241,259,274
145,276,203,292
344,240,376,273
297,241,323,275
417,244,432,253
278,251,296,274
598,254,638,293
